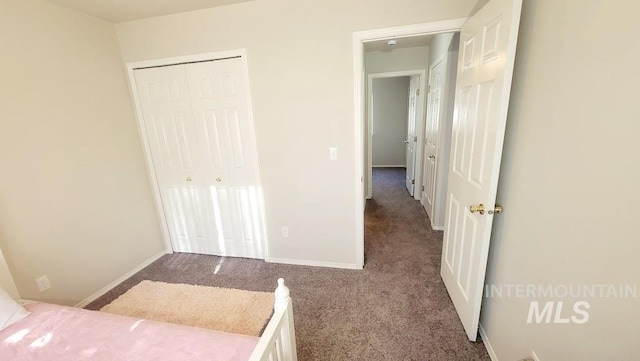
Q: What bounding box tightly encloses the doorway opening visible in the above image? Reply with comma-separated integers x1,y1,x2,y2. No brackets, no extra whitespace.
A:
368,71,425,199
354,19,467,268
366,37,460,226
354,0,523,342
360,29,464,343
359,26,463,255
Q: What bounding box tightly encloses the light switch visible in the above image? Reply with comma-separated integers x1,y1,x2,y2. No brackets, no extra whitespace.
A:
329,147,338,160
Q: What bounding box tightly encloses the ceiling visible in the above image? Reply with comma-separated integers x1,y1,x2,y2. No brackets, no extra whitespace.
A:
44,0,252,23
364,34,435,53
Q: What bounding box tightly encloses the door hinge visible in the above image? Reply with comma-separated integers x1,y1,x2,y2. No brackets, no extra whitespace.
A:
416,88,420,96
428,85,431,93
422,185,425,191
414,136,418,142
411,179,415,185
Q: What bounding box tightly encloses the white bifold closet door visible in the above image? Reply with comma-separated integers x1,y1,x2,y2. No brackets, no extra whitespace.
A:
134,57,265,259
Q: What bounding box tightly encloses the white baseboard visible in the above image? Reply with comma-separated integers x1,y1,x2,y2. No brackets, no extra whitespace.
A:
479,323,499,361
74,251,166,308
372,165,406,168
431,222,444,231
266,257,363,270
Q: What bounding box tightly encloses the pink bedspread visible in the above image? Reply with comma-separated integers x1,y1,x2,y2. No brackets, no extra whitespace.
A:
0,303,259,360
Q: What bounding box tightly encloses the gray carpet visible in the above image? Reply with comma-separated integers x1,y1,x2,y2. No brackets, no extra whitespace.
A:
87,167,491,360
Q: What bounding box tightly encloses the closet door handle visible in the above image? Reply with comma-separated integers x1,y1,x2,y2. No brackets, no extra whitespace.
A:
186,177,192,182
216,177,223,182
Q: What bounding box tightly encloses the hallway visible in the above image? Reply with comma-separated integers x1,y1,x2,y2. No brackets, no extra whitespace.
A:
87,167,490,360
365,167,491,359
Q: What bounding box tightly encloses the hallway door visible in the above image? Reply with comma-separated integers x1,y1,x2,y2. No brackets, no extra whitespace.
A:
405,76,419,195
422,59,444,219
440,0,522,341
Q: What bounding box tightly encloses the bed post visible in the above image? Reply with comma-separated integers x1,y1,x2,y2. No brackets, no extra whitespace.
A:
274,278,290,312
274,278,297,361
249,278,298,361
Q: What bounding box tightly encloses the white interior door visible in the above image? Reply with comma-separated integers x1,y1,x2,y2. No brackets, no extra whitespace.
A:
422,59,444,219
440,0,522,341
134,57,265,259
405,76,419,195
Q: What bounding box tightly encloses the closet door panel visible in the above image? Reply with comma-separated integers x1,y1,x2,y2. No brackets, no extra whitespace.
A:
134,65,220,255
186,58,265,259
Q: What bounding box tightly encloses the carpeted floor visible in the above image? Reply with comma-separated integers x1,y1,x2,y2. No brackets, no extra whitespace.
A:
87,167,491,360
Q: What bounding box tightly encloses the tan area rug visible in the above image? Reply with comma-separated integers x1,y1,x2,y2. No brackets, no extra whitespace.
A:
101,280,273,336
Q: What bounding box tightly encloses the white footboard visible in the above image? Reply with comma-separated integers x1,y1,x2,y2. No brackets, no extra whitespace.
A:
248,278,297,361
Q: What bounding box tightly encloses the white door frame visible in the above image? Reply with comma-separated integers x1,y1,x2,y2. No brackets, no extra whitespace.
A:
125,49,269,258
354,19,467,268
367,70,427,199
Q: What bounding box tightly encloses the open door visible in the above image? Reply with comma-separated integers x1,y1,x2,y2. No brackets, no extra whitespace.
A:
441,0,522,341
405,76,419,195
422,59,445,220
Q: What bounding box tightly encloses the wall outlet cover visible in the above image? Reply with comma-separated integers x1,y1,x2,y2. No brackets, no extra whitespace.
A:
329,147,338,160
35,275,50,292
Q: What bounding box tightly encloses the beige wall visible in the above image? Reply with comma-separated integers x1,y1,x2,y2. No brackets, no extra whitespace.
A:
427,33,457,67
481,0,640,360
371,77,410,167
365,46,430,74
0,0,164,306
115,0,477,265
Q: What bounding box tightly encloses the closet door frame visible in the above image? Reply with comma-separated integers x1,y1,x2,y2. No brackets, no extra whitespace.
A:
125,49,267,257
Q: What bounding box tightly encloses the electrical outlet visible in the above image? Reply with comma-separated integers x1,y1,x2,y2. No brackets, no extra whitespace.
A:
329,147,338,160
281,226,289,238
35,275,50,292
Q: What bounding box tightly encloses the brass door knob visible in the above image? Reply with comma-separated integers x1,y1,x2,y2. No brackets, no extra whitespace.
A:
469,204,485,215
216,177,223,182
186,177,192,182
404,140,410,144
428,155,435,159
